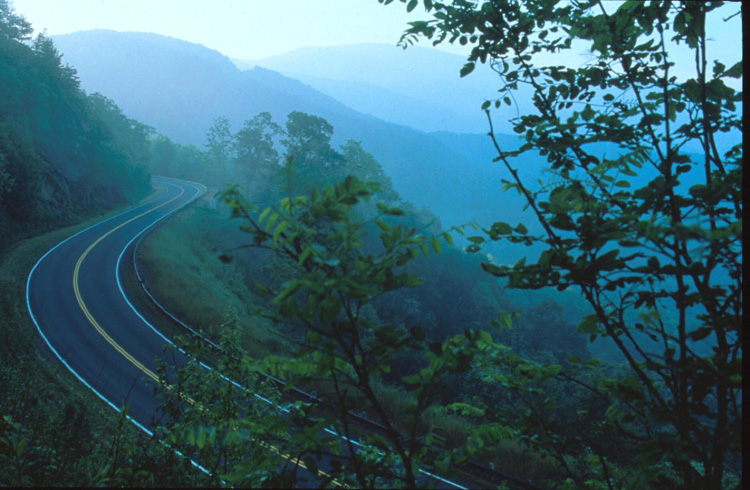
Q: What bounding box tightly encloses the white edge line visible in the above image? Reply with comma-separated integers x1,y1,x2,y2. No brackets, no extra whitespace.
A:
113,180,289,416
115,179,468,490
25,180,212,477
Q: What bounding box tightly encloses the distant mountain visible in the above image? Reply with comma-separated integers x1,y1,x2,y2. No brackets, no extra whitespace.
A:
250,43,536,135
53,30,544,240
266,72,481,134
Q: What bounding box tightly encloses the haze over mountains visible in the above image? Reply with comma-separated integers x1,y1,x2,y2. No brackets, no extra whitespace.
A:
53,30,545,244
239,43,534,134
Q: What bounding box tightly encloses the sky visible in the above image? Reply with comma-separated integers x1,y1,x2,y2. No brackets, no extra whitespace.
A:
10,0,455,61
11,0,742,68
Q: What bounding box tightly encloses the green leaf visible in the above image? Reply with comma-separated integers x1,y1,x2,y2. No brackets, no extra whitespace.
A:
445,402,485,417
375,220,391,231
460,62,475,77
581,104,595,121
492,222,513,235
578,314,599,334
299,246,312,265
266,212,279,230
481,262,507,276
383,206,405,216
302,456,319,476
254,281,272,296
319,295,342,324
722,61,742,78
500,313,513,329
544,364,562,376
196,426,207,449
258,207,272,225
272,220,288,243
307,329,320,345
432,236,443,253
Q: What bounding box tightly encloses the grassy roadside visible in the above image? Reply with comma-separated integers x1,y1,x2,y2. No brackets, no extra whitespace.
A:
136,192,294,360
0,186,206,487
137,192,564,484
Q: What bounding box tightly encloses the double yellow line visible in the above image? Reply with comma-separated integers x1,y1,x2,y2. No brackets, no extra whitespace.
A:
71,184,344,487
73,185,184,383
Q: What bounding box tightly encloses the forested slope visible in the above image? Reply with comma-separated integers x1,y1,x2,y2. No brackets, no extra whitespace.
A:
52,30,547,231
0,6,151,251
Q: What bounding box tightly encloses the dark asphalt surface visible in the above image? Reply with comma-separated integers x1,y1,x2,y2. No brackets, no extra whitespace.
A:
27,177,204,431
26,176,472,489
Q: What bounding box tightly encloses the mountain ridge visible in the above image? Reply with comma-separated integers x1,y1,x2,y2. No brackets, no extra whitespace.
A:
52,30,539,235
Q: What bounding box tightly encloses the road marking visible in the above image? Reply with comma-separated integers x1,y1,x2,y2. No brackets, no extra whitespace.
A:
72,184,186,383
26,183,213,477
119,179,465,489
69,179,343,487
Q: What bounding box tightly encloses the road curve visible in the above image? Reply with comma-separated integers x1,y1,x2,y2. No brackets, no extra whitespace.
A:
27,177,204,432
26,176,472,489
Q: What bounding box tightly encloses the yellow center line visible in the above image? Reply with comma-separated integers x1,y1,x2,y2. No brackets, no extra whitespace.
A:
73,184,184,383
71,183,344,487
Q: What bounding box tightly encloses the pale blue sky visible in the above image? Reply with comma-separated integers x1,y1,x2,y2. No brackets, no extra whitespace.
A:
11,0,448,60
11,0,742,72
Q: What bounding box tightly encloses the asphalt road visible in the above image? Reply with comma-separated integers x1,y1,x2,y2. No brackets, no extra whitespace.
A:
27,177,205,433
26,176,474,488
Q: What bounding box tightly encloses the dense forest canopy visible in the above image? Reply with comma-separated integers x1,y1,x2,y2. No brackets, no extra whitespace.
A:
0,0,150,250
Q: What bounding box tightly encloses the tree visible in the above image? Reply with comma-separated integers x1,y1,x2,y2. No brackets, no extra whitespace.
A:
233,112,283,197
149,135,177,176
382,0,742,487
282,112,346,192
0,0,32,42
205,116,233,185
217,176,480,488
341,140,399,204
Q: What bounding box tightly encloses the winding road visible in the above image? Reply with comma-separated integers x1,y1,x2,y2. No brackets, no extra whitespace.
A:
27,177,205,432
26,176,479,489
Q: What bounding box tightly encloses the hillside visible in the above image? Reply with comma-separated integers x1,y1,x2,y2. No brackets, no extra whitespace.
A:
52,30,547,233
0,27,150,251
251,43,537,134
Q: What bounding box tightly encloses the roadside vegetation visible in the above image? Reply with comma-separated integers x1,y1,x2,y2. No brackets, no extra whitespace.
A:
140,1,741,488
0,0,151,253
0,188,210,486
1,0,741,488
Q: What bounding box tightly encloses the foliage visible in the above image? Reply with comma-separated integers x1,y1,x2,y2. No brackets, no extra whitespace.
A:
0,1,151,250
341,140,399,204
282,111,347,192
0,357,204,487
205,116,234,185
233,111,283,197
141,109,595,484
383,0,742,487
216,174,489,487
153,320,312,487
